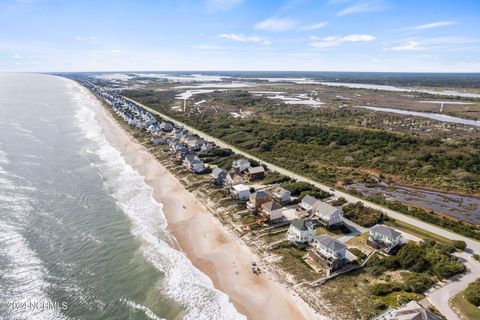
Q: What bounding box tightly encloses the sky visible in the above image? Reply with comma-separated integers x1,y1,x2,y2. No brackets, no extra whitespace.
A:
0,0,479,72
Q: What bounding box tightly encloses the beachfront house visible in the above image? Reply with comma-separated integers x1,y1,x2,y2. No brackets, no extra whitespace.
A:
260,201,284,223
373,300,441,320
298,195,319,213
224,172,243,188
150,136,164,145
230,184,251,201
183,154,205,173
232,159,251,174
272,186,292,204
147,123,161,134
313,202,343,229
186,138,204,151
211,167,227,185
309,235,347,272
368,225,401,253
247,190,271,213
286,219,315,244
160,121,174,132
200,142,213,153
246,166,266,181
171,142,187,154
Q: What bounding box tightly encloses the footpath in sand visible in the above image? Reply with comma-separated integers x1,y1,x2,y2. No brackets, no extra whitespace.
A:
93,96,325,320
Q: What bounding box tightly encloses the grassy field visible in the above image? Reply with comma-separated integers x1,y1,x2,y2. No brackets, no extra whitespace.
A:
451,292,480,320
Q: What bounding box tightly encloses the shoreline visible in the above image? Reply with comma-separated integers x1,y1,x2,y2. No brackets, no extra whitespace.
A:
90,88,323,319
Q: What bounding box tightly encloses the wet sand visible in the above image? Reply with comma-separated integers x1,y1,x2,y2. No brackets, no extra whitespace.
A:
93,96,324,319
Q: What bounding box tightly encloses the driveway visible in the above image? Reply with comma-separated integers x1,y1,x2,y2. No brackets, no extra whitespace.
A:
427,252,480,320
128,96,480,319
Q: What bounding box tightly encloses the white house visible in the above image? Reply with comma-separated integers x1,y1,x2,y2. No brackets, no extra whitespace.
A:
230,184,251,201
232,159,251,174
313,202,343,228
286,219,315,244
368,225,401,253
272,186,291,204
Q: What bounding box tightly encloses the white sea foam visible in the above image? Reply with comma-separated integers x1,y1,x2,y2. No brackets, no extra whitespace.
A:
0,149,64,320
71,81,246,320
123,299,166,320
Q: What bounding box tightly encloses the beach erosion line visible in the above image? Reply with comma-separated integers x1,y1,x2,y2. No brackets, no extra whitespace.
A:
71,80,246,320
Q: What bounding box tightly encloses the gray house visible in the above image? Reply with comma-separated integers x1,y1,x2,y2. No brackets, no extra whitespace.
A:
298,195,318,213
368,225,401,253
309,235,347,272
211,167,228,185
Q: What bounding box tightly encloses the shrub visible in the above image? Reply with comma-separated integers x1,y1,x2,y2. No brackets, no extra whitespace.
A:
331,197,347,206
453,240,467,251
464,279,480,306
343,202,386,227
370,282,402,296
402,273,434,293
349,248,367,260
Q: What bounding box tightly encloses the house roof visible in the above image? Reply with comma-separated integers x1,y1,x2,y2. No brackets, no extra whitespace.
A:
393,301,441,320
233,159,250,167
185,154,202,164
370,225,401,240
314,202,340,217
314,235,346,252
291,219,313,231
262,201,282,212
232,184,250,192
227,172,243,181
251,190,270,200
248,166,265,174
301,195,318,207
273,186,290,195
211,167,227,178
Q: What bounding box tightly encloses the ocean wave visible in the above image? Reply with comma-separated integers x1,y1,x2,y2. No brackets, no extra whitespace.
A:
72,80,246,320
0,148,65,320
122,299,166,320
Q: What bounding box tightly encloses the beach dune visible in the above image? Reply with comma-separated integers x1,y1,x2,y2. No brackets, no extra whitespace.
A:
94,96,323,320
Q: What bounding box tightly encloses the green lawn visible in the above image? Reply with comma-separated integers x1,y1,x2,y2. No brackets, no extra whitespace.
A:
451,292,480,320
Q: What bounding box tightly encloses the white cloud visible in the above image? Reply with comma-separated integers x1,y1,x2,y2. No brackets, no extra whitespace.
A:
219,33,271,45
75,35,83,41
205,0,244,11
337,0,386,16
11,54,23,59
401,21,456,31
254,18,296,32
300,22,328,30
192,45,222,50
385,41,424,51
310,34,375,47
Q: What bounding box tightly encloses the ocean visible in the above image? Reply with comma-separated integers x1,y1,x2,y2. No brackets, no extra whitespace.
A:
0,73,244,320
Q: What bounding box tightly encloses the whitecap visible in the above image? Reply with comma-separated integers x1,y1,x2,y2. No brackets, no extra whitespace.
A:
71,80,246,320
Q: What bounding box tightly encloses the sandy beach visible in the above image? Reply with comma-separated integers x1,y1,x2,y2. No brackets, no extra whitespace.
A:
92,96,324,319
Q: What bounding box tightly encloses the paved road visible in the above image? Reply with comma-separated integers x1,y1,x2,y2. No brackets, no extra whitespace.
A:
427,252,480,320
126,97,480,251
126,96,480,318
